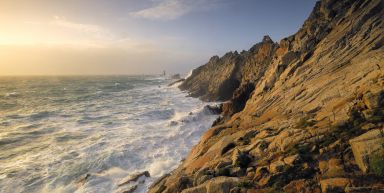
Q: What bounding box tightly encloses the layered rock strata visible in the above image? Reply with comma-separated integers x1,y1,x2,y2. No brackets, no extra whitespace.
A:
151,0,384,192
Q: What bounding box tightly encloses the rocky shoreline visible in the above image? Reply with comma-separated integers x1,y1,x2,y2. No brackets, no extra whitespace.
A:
149,0,384,192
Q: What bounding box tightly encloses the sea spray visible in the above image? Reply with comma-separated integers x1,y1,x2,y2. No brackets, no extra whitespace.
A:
0,76,218,193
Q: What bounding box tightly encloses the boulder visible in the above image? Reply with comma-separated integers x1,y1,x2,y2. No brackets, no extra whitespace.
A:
319,178,351,193
283,179,320,193
118,171,150,186
318,158,345,178
268,129,311,152
181,177,240,193
204,104,223,115
349,129,384,173
206,177,241,192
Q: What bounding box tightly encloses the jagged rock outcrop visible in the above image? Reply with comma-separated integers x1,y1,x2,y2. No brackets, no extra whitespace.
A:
179,35,277,102
151,0,384,192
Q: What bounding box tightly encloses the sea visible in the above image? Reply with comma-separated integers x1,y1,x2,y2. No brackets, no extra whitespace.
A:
0,75,218,193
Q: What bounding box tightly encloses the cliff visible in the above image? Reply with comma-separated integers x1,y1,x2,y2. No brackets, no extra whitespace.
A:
151,0,384,192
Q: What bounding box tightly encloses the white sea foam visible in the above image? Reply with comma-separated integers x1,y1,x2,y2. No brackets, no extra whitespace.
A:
185,70,193,79
0,76,218,193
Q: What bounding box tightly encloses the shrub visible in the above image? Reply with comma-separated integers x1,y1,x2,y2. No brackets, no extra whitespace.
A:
265,188,286,193
237,180,253,188
296,116,316,129
216,168,230,177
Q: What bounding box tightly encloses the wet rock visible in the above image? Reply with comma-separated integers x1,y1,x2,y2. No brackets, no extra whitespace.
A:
204,104,223,115
119,185,137,193
168,78,185,86
118,171,150,186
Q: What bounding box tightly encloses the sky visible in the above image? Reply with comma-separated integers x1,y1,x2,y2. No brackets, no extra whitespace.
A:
0,0,317,76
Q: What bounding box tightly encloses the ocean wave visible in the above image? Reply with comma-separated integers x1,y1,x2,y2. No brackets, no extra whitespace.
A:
0,76,218,193
101,83,134,92
139,109,175,120
29,111,56,121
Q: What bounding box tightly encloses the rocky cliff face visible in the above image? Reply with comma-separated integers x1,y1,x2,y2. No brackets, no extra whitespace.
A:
151,0,384,192
179,36,277,102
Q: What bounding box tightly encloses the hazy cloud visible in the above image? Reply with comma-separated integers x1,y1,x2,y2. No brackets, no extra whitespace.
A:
131,0,221,21
52,16,113,39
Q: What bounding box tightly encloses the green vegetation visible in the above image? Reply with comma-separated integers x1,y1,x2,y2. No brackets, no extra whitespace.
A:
265,188,286,193
295,116,316,129
237,180,253,188
369,150,384,177
285,143,311,156
216,168,230,176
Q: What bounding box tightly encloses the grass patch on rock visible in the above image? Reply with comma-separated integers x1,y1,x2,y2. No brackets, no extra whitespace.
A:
370,150,384,177
237,180,253,188
295,116,316,129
